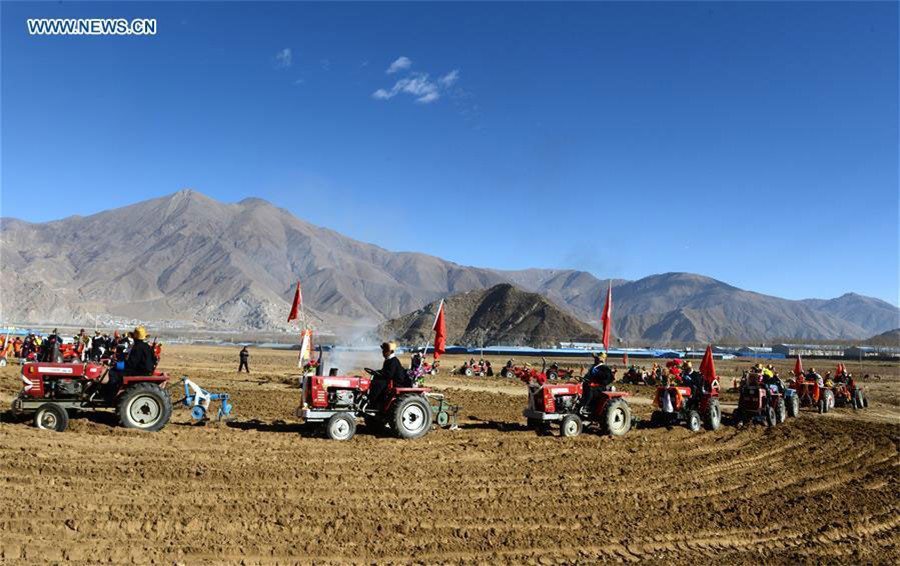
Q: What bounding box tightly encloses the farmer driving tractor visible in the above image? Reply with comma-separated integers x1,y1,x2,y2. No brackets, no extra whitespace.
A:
577,352,614,416
96,326,158,399
367,341,409,410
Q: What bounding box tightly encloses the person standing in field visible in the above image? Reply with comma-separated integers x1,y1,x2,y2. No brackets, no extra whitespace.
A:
239,346,250,373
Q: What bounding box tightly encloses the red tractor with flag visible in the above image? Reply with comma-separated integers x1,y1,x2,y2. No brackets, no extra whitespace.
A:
829,364,869,410
789,356,834,414
650,348,722,432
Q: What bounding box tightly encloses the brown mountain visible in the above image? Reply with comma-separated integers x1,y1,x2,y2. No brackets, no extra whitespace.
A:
377,284,598,347
866,328,900,347
1,190,896,342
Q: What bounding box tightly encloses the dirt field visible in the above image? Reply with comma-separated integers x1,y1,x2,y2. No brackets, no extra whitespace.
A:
1,346,898,565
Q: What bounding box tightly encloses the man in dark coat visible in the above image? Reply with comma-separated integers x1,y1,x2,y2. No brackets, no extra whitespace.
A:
578,352,613,416
238,347,250,373
368,341,407,410
124,326,157,376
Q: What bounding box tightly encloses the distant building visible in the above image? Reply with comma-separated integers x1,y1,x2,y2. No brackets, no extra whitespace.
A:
558,342,604,350
772,344,845,358
737,346,773,356
844,345,900,360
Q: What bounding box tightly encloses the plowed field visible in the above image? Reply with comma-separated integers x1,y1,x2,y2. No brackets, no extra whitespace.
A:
1,347,898,565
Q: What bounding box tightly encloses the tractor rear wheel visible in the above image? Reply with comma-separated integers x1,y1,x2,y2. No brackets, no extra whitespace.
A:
775,398,787,424
117,383,172,432
547,370,558,381
603,399,632,436
392,395,433,439
326,412,356,440
34,403,68,432
464,368,473,377
559,414,582,437
704,399,722,431
787,395,800,418
686,410,702,432
861,391,869,408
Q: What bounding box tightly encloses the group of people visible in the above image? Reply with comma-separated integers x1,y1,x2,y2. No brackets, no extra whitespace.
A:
791,364,860,389
0,327,160,368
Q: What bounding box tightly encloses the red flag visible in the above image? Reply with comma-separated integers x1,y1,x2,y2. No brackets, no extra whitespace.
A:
432,299,446,360
623,353,629,366
601,281,612,351
700,344,716,386
794,355,803,377
287,279,302,322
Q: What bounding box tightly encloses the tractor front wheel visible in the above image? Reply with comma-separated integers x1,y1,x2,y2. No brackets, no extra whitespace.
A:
765,405,776,427
559,414,582,437
326,412,356,441
775,397,787,424
34,403,68,432
546,371,558,381
603,399,632,436
392,395,433,439
786,395,800,418
704,399,722,431
824,390,835,412
117,383,172,432
686,410,702,432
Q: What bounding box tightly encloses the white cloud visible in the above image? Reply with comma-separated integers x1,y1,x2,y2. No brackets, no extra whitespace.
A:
274,48,292,69
371,73,443,104
386,56,412,74
439,69,459,87
372,67,461,105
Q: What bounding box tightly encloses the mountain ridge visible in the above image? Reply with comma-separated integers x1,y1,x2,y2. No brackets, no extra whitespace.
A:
1,190,896,342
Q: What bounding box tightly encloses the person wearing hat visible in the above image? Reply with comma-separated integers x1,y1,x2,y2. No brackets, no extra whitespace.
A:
124,326,157,376
90,331,104,361
577,352,613,416
368,341,407,410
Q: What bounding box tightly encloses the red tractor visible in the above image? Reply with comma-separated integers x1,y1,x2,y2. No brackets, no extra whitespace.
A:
651,378,722,432
522,377,632,437
458,360,486,377
544,362,577,381
829,379,869,410
500,363,522,378
734,372,798,426
297,368,434,441
791,376,834,413
10,361,173,432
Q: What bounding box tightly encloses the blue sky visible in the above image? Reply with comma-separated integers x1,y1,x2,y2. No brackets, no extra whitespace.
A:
2,1,898,304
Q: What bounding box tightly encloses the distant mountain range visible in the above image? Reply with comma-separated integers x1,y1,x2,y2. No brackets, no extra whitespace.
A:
1,190,897,342
377,284,598,347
